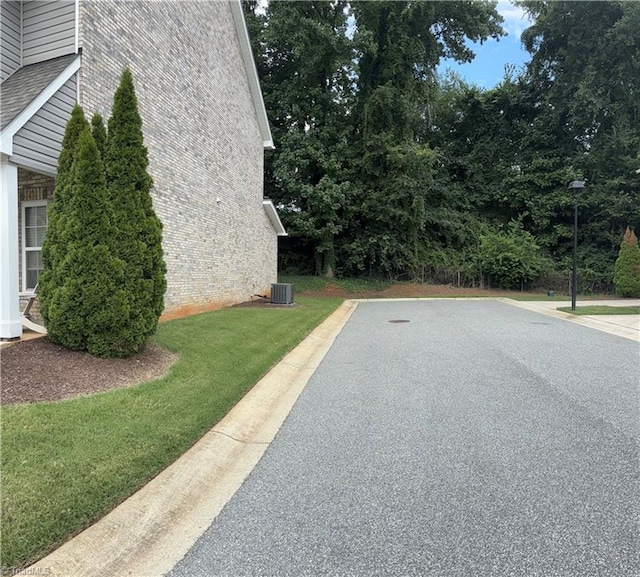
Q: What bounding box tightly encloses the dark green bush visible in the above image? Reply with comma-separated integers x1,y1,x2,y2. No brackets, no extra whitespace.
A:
39,105,90,326
104,68,167,355
614,227,640,297
477,222,549,289
45,129,129,355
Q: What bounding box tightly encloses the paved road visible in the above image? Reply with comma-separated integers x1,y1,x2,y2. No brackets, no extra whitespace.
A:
169,300,640,577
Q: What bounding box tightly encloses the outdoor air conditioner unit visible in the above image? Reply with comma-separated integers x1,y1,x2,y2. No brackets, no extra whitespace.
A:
271,283,294,305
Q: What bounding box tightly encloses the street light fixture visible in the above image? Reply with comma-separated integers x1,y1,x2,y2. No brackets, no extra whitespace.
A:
568,180,585,311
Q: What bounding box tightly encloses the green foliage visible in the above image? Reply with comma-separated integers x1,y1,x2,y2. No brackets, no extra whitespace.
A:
41,70,166,358
613,227,640,297
246,0,354,277
247,0,638,289
246,0,504,279
477,222,549,289
44,130,129,356
105,68,167,356
90,112,107,160
39,105,90,325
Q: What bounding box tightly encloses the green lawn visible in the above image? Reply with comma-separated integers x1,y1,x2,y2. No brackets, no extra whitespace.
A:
0,297,342,569
557,305,640,315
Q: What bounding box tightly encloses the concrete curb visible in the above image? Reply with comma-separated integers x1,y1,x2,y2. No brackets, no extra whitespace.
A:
27,300,358,577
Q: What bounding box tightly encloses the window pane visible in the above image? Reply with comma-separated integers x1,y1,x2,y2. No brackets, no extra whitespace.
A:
24,206,48,248
35,225,47,246
26,250,43,270
26,250,43,289
26,269,39,289
26,227,37,247
25,207,38,227
35,206,47,227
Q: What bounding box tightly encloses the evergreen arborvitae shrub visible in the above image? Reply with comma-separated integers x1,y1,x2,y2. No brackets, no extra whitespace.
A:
91,112,107,161
39,105,90,326
105,68,167,355
614,227,640,297
45,129,130,356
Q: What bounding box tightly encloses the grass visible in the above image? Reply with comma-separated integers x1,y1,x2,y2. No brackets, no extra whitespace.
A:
557,305,640,315
0,297,342,569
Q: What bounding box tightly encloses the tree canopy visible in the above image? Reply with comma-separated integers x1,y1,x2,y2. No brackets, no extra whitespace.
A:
245,0,639,291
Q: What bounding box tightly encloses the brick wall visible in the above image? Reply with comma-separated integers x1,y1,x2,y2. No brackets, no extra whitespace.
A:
78,0,278,315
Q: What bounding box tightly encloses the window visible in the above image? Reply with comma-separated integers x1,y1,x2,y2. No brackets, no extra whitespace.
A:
22,201,48,292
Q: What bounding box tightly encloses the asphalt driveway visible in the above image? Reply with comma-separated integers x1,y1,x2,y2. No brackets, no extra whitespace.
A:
170,300,640,577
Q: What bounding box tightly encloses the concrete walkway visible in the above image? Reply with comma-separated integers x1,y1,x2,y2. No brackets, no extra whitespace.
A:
504,298,640,342
27,298,639,576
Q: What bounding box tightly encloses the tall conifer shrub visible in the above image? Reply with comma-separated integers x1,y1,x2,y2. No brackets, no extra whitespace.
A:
44,129,129,355
105,68,166,353
614,227,640,297
40,105,90,325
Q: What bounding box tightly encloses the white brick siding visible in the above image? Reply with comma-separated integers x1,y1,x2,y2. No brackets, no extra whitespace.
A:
78,0,277,315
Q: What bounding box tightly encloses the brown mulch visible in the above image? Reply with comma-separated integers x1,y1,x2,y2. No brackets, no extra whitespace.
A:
1,339,177,406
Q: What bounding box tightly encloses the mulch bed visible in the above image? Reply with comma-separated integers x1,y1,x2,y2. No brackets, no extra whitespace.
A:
1,338,177,406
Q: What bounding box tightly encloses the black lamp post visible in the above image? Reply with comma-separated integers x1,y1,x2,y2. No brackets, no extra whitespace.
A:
568,180,585,310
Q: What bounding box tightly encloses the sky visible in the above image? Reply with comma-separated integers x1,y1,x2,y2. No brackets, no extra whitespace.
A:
436,1,534,89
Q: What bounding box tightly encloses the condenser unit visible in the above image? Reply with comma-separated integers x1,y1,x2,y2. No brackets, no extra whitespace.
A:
271,283,294,304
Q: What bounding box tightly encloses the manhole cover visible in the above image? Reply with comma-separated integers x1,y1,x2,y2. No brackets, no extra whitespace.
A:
388,319,410,324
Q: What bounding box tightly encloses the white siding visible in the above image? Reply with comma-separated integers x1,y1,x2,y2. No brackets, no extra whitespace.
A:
12,74,76,173
1,1,21,81
22,0,75,66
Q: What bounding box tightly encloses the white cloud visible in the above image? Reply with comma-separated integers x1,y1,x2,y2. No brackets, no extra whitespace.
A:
497,1,533,38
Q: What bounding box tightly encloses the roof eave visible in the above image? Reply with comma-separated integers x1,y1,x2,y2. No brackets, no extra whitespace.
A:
229,0,274,151
263,199,287,236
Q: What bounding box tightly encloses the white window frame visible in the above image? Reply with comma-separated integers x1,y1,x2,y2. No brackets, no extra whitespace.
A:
21,200,48,293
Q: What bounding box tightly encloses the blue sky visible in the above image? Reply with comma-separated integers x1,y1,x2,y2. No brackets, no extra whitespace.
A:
437,1,534,89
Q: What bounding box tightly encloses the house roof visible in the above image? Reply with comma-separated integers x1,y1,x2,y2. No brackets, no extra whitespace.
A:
1,54,78,131
1,54,81,157
229,0,274,150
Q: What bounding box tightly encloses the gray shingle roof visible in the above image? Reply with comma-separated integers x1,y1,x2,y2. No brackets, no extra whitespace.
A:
1,54,77,131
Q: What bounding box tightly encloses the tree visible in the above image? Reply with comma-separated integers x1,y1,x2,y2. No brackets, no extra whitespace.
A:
44,129,129,356
244,0,355,276
39,105,90,326
105,68,166,355
349,0,504,277
613,227,640,297
517,0,640,279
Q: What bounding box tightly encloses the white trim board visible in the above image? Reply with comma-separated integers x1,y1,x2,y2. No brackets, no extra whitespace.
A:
229,0,274,150
263,199,287,236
